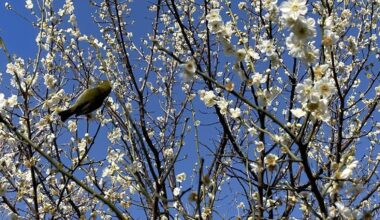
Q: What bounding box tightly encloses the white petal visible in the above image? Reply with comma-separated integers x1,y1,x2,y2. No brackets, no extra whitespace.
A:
291,108,306,118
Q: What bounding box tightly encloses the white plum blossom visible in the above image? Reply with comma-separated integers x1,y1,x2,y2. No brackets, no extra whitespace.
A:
25,0,33,9
164,148,174,158
258,39,276,57
0,94,5,109
291,108,306,118
232,63,246,80
246,47,260,60
220,21,234,39
238,2,246,10
294,75,335,122
334,202,358,219
263,0,278,11
286,36,319,65
67,120,77,132
199,90,217,107
235,48,247,61
314,77,336,98
6,58,26,78
181,59,196,82
206,9,224,34
255,141,265,152
208,20,224,33
322,29,339,47
107,128,122,144
176,173,186,183
44,74,57,89
306,95,330,122
0,94,19,110
205,9,222,23
313,64,329,80
229,107,241,119
346,36,358,55
337,160,358,180
248,127,257,136
5,95,17,108
237,202,245,209
173,187,181,196
250,162,259,173
222,41,236,56
5,2,11,10
375,85,380,96
256,87,281,106
280,0,307,20
216,97,229,115
285,33,305,58
290,17,316,41
301,42,319,65
250,72,266,86
265,154,279,171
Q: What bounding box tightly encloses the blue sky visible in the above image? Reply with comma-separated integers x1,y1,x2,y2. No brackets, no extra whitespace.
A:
1,2,36,60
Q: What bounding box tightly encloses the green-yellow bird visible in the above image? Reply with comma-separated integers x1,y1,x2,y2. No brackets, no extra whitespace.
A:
58,80,112,122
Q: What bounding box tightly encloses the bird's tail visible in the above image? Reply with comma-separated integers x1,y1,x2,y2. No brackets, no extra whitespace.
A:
58,109,73,122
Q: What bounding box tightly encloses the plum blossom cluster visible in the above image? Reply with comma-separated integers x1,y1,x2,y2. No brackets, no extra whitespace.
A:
329,201,360,219
280,0,318,65
257,38,280,68
199,89,244,118
291,71,336,122
205,3,259,80
6,57,38,91
326,153,359,199
181,58,196,82
0,93,17,111
264,153,279,171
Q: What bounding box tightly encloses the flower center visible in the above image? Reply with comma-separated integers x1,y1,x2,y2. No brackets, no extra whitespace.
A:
314,66,324,79
321,84,329,93
323,36,332,46
291,4,299,12
307,102,319,111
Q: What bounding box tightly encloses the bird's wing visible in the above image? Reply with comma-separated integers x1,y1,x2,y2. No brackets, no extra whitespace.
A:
72,87,100,111
76,102,95,115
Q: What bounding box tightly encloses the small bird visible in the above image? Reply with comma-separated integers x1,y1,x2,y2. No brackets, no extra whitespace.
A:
58,80,112,122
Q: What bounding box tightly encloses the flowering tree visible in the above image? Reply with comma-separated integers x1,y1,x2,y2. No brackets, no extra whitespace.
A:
0,0,380,219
